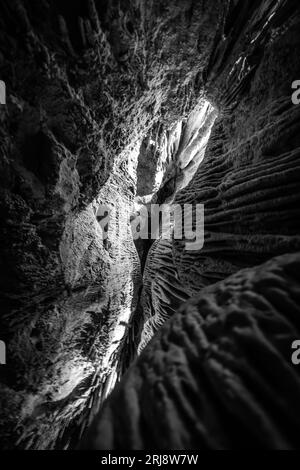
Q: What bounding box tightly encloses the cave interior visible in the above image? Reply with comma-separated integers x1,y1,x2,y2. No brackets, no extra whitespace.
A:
1,0,300,450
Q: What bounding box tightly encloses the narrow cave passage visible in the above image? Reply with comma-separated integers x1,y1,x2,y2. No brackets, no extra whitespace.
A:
1,0,300,452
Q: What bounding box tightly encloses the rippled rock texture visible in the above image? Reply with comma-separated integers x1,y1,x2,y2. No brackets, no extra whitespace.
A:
84,253,300,450
138,0,300,350
0,0,223,449
0,0,300,450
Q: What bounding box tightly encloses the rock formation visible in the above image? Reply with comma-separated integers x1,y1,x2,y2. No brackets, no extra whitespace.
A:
84,253,300,450
0,0,300,450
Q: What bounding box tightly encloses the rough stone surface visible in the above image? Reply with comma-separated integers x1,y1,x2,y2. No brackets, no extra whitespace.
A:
0,0,300,450
84,253,300,450
137,0,300,348
0,0,224,449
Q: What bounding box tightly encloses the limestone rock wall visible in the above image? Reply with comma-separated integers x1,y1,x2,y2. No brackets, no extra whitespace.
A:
84,253,300,450
0,0,226,449
84,0,300,449
0,0,300,450
137,0,300,349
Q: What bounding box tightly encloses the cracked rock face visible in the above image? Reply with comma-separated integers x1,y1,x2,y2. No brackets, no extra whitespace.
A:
0,0,300,450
